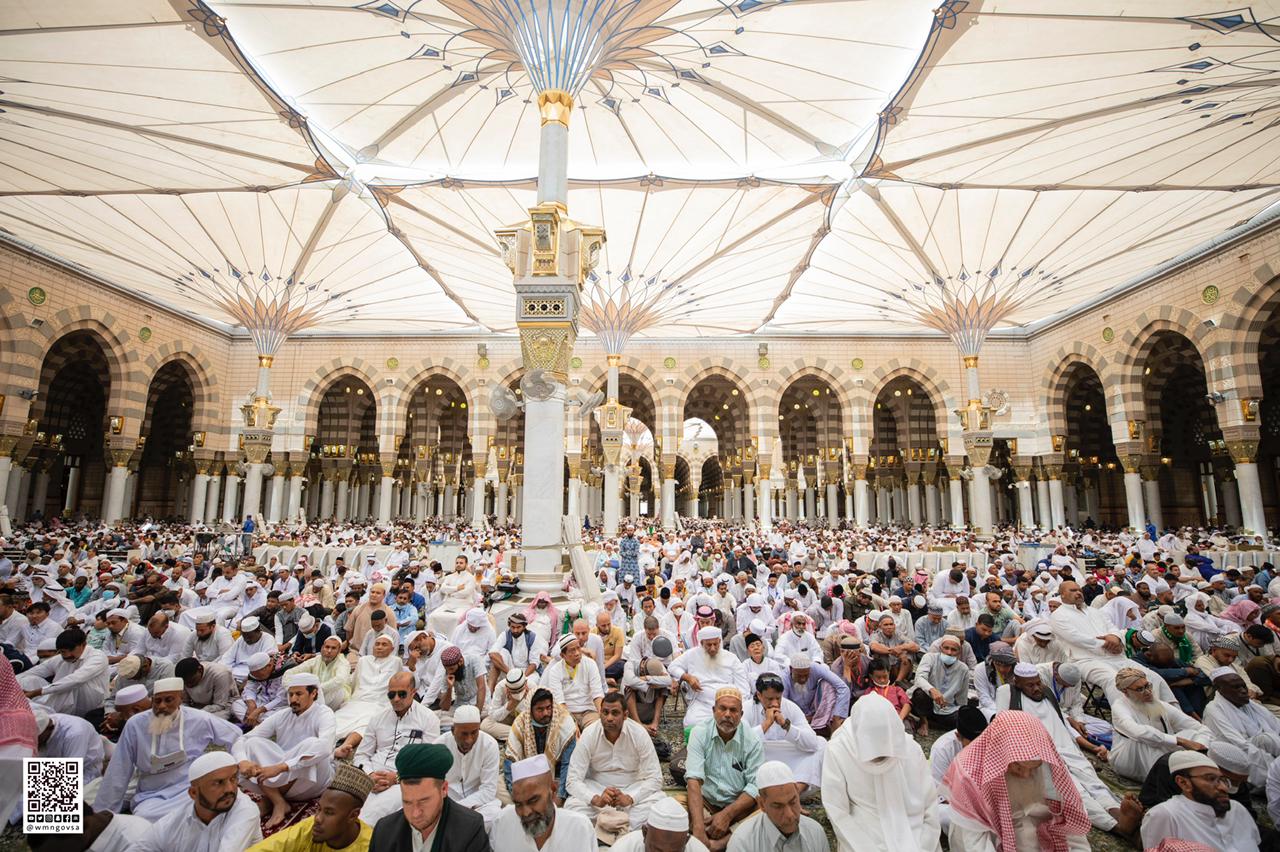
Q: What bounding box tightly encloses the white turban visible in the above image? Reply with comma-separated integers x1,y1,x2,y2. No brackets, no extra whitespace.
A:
697,626,723,643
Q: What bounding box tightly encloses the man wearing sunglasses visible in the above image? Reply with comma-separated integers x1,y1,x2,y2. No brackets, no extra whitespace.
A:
1140,750,1260,851
338,671,441,825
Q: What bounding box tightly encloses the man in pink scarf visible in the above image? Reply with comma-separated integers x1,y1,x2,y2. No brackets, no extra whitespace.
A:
0,657,36,823
943,710,1093,851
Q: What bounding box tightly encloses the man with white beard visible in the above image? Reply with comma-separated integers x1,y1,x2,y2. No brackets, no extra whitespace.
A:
232,672,338,829
996,663,1143,838
182,610,233,662
1110,666,1215,782
669,627,750,729
94,677,242,820
1202,668,1280,787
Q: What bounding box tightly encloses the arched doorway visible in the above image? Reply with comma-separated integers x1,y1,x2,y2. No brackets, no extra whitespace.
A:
1059,362,1121,528
313,377,378,521
871,376,942,526
682,376,747,520
135,362,196,520
1142,332,1221,527
22,331,113,521
1259,304,1280,532
779,375,844,523
404,374,472,521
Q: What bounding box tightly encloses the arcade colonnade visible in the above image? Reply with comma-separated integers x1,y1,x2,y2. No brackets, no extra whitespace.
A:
1,244,1279,537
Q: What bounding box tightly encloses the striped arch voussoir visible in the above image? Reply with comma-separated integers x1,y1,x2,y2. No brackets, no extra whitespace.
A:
297,358,384,437
1040,346,1111,432
1114,310,1213,413
33,307,145,421
868,360,954,427
143,343,221,434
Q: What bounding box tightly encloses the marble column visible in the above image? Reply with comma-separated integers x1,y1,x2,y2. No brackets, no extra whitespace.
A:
948,476,966,529
825,483,839,524
267,471,285,523
220,473,240,522
687,477,701,519
513,478,523,526
336,477,350,521
853,467,870,527
1140,463,1163,532
1014,472,1034,529
1048,476,1067,530
399,480,412,518
190,466,211,525
287,468,304,521
757,469,773,531
968,468,992,534
906,474,922,525
240,462,266,521
103,450,131,524
803,485,814,520
1035,477,1051,528
205,468,222,524
13,466,31,523
378,458,396,525
924,473,940,527
415,482,428,522
1229,440,1269,540
62,462,80,514
469,463,486,529
1220,471,1243,528
31,464,50,519
786,485,798,520
1119,455,1145,530
497,477,510,526
443,481,456,520
742,477,754,522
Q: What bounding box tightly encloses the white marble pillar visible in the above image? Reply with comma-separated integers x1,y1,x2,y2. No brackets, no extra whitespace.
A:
287,474,304,522
321,477,335,520
241,464,266,521
967,468,992,533
335,478,350,521
854,479,870,526
521,390,564,573
399,481,412,518
1049,473,1070,527
924,481,940,526
221,473,241,522
513,483,523,526
742,480,755,522
103,458,129,524
415,483,429,522
603,467,621,535
1082,479,1098,523
267,473,285,523
629,490,641,518
122,470,138,520
687,479,701,519
378,475,395,524
758,478,773,530
662,478,677,529
62,464,80,513
802,486,813,520
443,483,456,520
14,467,31,523
1065,482,1080,526
1,459,17,520
497,479,510,526
205,471,222,524
949,478,965,529
31,467,50,519
786,487,798,521
190,473,210,525
907,479,922,525
825,483,838,524
1236,462,1268,539
1015,479,1034,529
1035,478,1051,528
1122,471,1145,530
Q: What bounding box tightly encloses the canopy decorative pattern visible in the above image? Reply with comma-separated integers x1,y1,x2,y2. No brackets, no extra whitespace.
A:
0,1,1276,338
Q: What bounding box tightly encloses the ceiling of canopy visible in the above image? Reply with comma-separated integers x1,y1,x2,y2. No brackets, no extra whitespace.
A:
0,0,1277,339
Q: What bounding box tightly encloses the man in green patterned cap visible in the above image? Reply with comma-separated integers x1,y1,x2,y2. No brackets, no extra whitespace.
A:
248,762,375,852
368,743,491,852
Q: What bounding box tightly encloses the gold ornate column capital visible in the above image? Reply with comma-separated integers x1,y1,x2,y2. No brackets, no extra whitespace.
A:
849,462,868,481
758,460,771,480
193,459,211,477
1138,460,1163,482
0,435,19,458
962,432,993,468
109,449,133,468
537,89,574,127
1041,462,1064,480
1012,464,1033,483
1227,439,1259,465
1117,454,1144,475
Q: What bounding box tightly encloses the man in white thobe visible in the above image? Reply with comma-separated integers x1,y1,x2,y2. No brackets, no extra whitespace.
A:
20,627,110,715
491,754,596,852
94,677,242,819
668,627,749,728
135,751,263,852
1110,666,1215,782
543,633,605,730
139,613,192,662
33,705,104,784
219,616,275,682
449,608,496,662
1140,750,1261,852
231,672,337,829
102,610,146,664
1051,580,1175,705
1202,667,1280,787
434,704,501,828
182,611,234,662
342,671,441,824
742,673,825,791
564,692,665,831
997,663,1143,836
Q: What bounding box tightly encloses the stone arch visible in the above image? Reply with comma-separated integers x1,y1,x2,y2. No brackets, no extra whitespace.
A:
296,359,384,439
1219,273,1280,398
582,357,663,414
143,344,221,437
1040,345,1113,434
679,360,760,414
1113,310,1214,420
867,361,955,434
0,288,42,394
395,359,477,451
774,358,857,439
30,308,145,424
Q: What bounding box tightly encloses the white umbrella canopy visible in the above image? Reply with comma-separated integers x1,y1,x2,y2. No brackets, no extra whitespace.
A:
767,180,1280,337
866,1,1280,190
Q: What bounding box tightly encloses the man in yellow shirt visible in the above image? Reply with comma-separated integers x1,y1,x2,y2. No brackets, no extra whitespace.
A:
249,761,375,852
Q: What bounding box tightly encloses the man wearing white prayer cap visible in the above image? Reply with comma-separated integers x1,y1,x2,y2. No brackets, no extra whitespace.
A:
434,703,501,828
182,609,234,663
1202,665,1280,787
450,608,496,662
668,624,748,729
232,651,284,725
231,670,338,829
542,632,605,730
490,753,596,852
727,761,826,852
219,614,274,683
1140,750,1262,852
609,796,708,852
33,703,105,785
997,659,1143,838
133,751,263,852
94,672,243,821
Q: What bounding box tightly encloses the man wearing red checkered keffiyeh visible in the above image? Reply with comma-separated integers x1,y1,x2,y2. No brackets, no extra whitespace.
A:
942,710,1093,851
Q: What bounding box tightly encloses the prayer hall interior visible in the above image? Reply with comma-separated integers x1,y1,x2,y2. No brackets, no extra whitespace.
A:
2,2,1280,852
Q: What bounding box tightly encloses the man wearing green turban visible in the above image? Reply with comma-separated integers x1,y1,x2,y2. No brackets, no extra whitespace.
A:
368,744,491,852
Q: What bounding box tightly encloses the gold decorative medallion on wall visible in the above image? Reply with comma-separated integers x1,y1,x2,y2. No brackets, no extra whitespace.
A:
758,356,771,369
570,356,583,369
663,356,677,370
477,356,490,369
851,358,864,370
27,287,46,306
138,326,152,342
1201,285,1219,305
386,357,400,370
1101,326,1114,343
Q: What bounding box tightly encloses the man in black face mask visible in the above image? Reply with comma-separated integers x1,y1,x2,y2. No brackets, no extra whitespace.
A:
1139,750,1261,851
